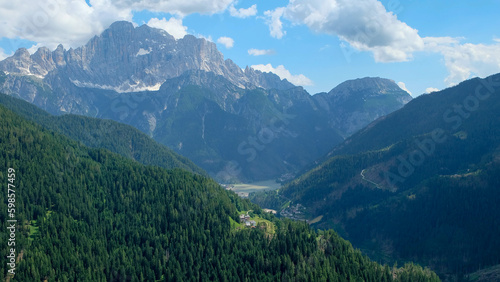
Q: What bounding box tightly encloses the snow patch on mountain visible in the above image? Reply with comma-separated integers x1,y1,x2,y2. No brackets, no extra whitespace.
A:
136,48,152,56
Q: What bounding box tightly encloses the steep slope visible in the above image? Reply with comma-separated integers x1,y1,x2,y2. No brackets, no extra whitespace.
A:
0,92,205,175
150,85,344,182
0,104,438,281
252,73,500,279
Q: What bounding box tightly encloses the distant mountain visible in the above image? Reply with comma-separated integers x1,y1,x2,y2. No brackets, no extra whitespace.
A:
252,73,500,279
0,103,439,281
0,21,411,182
313,77,412,136
0,92,205,175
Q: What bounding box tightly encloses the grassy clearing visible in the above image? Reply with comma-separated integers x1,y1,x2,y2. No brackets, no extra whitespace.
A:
28,210,53,241
254,217,275,234
232,210,276,234
28,220,39,241
229,216,243,230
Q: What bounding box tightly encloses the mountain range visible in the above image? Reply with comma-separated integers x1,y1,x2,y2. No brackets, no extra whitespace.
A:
1,19,497,281
251,73,500,280
0,21,411,182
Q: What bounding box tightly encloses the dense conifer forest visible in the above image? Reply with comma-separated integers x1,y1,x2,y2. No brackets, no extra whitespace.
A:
0,104,439,280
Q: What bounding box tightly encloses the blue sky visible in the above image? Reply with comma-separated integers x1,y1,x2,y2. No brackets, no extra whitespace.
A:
1,0,499,96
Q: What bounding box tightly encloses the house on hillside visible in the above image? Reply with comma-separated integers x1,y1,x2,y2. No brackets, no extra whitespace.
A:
239,214,250,223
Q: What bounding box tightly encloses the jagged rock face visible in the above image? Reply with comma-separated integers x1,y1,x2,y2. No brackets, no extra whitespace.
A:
0,21,292,93
314,77,412,136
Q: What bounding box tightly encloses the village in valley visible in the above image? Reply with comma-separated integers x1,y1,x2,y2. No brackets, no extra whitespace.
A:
279,203,307,221
221,181,310,228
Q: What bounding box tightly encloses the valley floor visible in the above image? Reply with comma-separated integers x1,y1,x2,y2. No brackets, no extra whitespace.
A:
222,179,281,197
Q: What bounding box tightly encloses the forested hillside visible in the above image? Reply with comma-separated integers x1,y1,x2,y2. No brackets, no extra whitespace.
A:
251,74,500,279
0,93,205,175
0,104,438,280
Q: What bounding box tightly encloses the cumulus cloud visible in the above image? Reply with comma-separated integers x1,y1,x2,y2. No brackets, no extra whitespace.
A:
265,0,423,62
426,87,440,94
217,37,234,49
229,4,257,18
251,64,313,86
427,40,500,86
264,7,286,39
146,17,187,40
0,0,131,50
105,0,234,16
0,0,236,51
397,82,412,96
248,49,275,56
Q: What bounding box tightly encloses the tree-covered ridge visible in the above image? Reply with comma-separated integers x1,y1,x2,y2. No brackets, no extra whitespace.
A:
251,73,500,279
0,92,205,175
0,104,438,280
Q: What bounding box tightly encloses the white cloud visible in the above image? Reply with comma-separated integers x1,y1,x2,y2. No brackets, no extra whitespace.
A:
0,0,235,51
267,0,423,62
248,49,275,56
0,0,131,50
426,87,439,94
251,64,313,86
104,0,234,16
397,82,412,96
264,8,286,39
217,36,234,49
229,4,257,18
426,40,500,86
422,37,461,49
146,17,187,40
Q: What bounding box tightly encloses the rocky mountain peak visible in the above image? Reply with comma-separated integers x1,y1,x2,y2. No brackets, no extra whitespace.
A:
14,47,31,58
108,20,135,31
0,21,293,93
244,66,295,90
328,77,407,99
0,47,47,77
314,77,412,136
